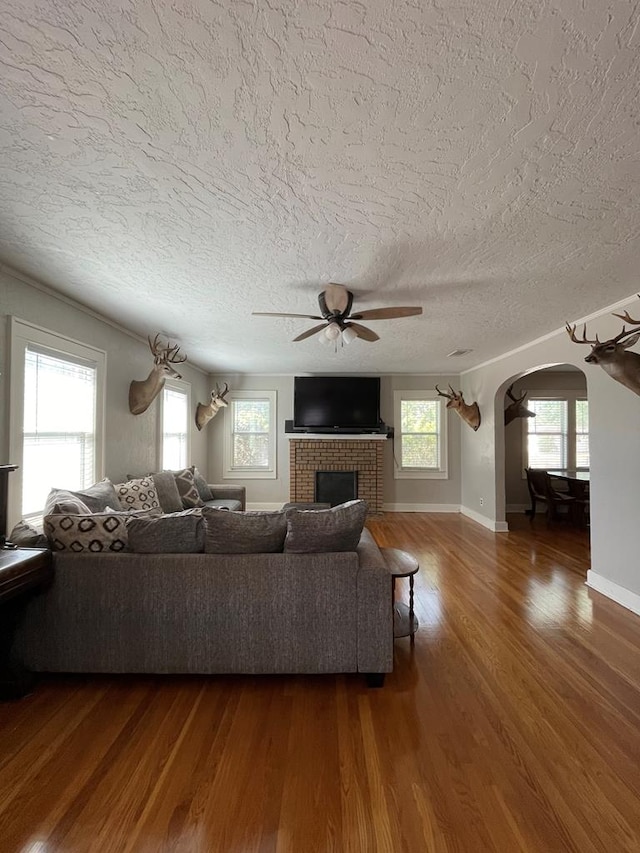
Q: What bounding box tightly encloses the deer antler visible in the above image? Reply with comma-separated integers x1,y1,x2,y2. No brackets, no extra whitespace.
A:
435,384,454,399
565,323,601,345
612,294,640,326
505,383,525,404
166,343,187,364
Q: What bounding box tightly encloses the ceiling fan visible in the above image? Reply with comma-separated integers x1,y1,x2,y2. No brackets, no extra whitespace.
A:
252,283,423,344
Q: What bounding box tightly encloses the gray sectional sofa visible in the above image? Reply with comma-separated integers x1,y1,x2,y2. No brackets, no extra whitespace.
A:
13,480,394,684
13,528,393,683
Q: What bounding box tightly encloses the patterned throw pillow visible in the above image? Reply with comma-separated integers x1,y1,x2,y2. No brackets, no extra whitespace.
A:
44,512,130,552
170,468,204,509
115,477,161,512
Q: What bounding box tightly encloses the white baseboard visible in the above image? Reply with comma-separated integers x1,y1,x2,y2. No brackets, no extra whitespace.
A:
382,503,459,513
460,505,509,533
246,502,284,511
586,571,640,618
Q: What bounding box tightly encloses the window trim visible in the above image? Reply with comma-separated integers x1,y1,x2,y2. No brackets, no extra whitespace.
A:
8,317,106,529
393,390,448,479
223,390,277,480
158,377,191,471
522,390,589,475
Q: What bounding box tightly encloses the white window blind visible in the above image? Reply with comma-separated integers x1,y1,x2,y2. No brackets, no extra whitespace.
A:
161,385,189,470
575,400,590,469
393,391,448,479
526,399,568,469
232,399,270,468
223,390,276,479
525,397,589,471
400,399,441,468
22,347,97,519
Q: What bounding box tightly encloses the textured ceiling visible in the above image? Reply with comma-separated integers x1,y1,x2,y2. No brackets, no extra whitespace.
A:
1,0,639,374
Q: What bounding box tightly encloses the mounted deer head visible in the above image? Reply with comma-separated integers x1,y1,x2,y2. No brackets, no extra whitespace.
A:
129,334,188,415
195,383,230,431
566,297,640,396
436,384,481,431
504,384,536,426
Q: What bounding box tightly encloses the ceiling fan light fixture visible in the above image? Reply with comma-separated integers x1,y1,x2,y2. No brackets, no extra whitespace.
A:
342,325,358,344
325,322,341,340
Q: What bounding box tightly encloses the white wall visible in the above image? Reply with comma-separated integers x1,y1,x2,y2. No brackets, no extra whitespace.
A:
460,298,640,611
1,266,210,526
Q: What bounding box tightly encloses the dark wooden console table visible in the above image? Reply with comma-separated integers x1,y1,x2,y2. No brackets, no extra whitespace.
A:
381,547,420,643
0,548,53,699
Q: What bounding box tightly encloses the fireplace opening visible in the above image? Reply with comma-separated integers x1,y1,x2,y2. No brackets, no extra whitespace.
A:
315,471,358,506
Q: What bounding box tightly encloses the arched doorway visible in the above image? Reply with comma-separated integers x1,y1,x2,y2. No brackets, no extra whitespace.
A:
500,364,590,540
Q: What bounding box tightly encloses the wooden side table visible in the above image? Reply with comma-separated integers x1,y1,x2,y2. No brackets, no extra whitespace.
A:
0,547,53,699
380,547,419,643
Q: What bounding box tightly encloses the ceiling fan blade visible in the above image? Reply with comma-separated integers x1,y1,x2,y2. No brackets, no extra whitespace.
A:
292,323,327,342
349,306,423,321
349,322,380,342
252,312,323,319
323,284,351,313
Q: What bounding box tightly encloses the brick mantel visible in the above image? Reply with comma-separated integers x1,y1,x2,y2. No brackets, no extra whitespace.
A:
288,437,386,513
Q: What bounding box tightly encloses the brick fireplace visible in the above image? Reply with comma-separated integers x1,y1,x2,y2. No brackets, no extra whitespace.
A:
288,437,386,513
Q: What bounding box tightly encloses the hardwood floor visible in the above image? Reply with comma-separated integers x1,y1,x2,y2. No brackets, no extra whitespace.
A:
1,514,639,852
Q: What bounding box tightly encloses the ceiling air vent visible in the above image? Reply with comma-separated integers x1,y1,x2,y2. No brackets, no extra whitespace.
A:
447,348,472,358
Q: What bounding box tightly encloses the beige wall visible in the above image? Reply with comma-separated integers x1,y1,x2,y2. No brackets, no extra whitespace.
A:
1,267,210,526
208,373,464,510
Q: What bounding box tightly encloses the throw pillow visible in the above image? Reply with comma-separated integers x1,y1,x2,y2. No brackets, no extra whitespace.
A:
202,507,287,553
69,478,121,512
126,508,204,553
151,471,184,513
192,467,213,502
43,511,130,552
126,471,184,514
8,519,49,548
115,477,161,512
44,488,92,516
170,468,204,509
283,500,368,553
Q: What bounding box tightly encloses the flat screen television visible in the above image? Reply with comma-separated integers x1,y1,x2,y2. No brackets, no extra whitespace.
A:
293,376,382,432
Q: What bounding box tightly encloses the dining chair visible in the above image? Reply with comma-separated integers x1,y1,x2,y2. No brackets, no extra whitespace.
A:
566,478,590,527
525,468,576,522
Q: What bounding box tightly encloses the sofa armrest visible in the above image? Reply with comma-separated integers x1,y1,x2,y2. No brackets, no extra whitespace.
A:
207,484,246,511
356,528,394,673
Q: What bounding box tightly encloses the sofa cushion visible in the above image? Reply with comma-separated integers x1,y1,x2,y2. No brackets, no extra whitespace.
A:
202,508,287,553
44,512,130,552
44,488,92,516
115,478,161,512
170,468,205,509
126,509,204,553
284,500,368,553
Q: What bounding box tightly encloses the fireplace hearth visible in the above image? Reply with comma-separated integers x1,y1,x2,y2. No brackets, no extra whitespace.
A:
315,471,358,506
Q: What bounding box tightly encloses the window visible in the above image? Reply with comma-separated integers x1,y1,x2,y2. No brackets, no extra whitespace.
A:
9,319,106,525
525,395,589,471
393,391,448,478
223,390,276,479
160,380,190,470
